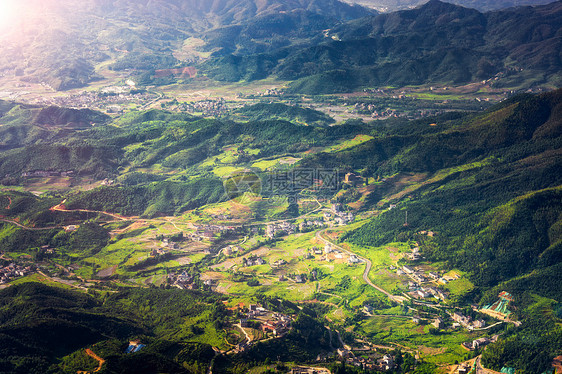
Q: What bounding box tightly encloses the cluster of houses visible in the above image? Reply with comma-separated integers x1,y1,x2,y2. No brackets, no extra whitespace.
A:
223,245,242,256
427,310,486,332
21,170,74,178
323,204,354,226
450,311,486,330
266,222,297,238
299,219,326,232
272,259,287,268
349,102,420,120
237,88,284,98
191,224,236,241
461,336,493,351
343,103,399,119
400,265,430,284
33,88,159,112
418,230,436,237
407,247,423,261
0,263,33,283
242,256,266,267
317,244,360,265
170,271,196,290
160,237,179,250
178,98,230,117
408,282,449,301
150,247,167,257
456,362,475,374
237,304,292,349
265,205,354,239
400,265,453,301
338,348,398,371
210,213,231,220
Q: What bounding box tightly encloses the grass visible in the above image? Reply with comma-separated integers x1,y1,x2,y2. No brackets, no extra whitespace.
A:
9,273,77,290
251,158,283,170
405,92,467,101
322,134,374,153
357,315,481,364
444,277,475,300
212,166,240,177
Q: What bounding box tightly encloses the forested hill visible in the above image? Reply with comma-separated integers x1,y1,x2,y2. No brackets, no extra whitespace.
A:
329,89,562,302
202,0,562,92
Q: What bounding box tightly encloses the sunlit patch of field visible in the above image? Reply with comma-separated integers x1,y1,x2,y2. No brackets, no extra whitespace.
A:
357,314,481,365
161,77,288,101
197,199,254,223
323,134,374,153
8,273,76,290
173,37,212,61
22,176,102,193
443,277,474,300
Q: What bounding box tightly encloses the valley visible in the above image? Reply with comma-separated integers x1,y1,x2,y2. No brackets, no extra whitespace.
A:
0,87,560,373
0,0,560,373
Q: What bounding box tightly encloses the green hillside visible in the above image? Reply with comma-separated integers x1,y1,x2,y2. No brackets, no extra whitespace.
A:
0,283,223,374
0,87,560,373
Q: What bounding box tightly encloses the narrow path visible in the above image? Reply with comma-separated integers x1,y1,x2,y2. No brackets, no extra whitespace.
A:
0,218,61,230
234,323,252,344
471,321,504,331
207,347,221,374
475,355,503,374
37,271,87,291
4,196,12,210
50,200,129,221
77,348,105,373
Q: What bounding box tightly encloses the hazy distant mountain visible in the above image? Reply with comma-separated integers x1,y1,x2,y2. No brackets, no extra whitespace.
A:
1,0,560,92
202,0,562,93
0,0,372,90
344,0,558,12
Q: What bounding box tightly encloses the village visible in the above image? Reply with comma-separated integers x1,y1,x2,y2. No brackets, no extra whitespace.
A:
0,182,520,374
0,262,33,285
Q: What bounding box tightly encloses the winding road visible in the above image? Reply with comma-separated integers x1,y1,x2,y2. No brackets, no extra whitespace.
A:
77,348,105,374
315,229,406,304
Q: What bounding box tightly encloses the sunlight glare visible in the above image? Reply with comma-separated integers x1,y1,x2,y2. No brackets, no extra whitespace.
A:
0,0,22,30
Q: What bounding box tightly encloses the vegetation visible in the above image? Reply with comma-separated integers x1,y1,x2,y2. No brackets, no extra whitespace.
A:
0,37,560,372
0,283,224,374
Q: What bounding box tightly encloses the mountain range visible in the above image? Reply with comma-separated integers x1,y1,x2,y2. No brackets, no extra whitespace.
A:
0,0,372,90
346,0,558,12
1,0,560,92
202,0,562,93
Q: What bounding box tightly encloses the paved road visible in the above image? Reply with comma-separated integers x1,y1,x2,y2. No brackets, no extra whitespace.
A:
315,229,406,304
234,323,252,344
475,356,503,374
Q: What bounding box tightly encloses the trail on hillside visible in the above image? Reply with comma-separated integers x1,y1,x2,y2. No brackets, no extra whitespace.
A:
77,348,105,373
